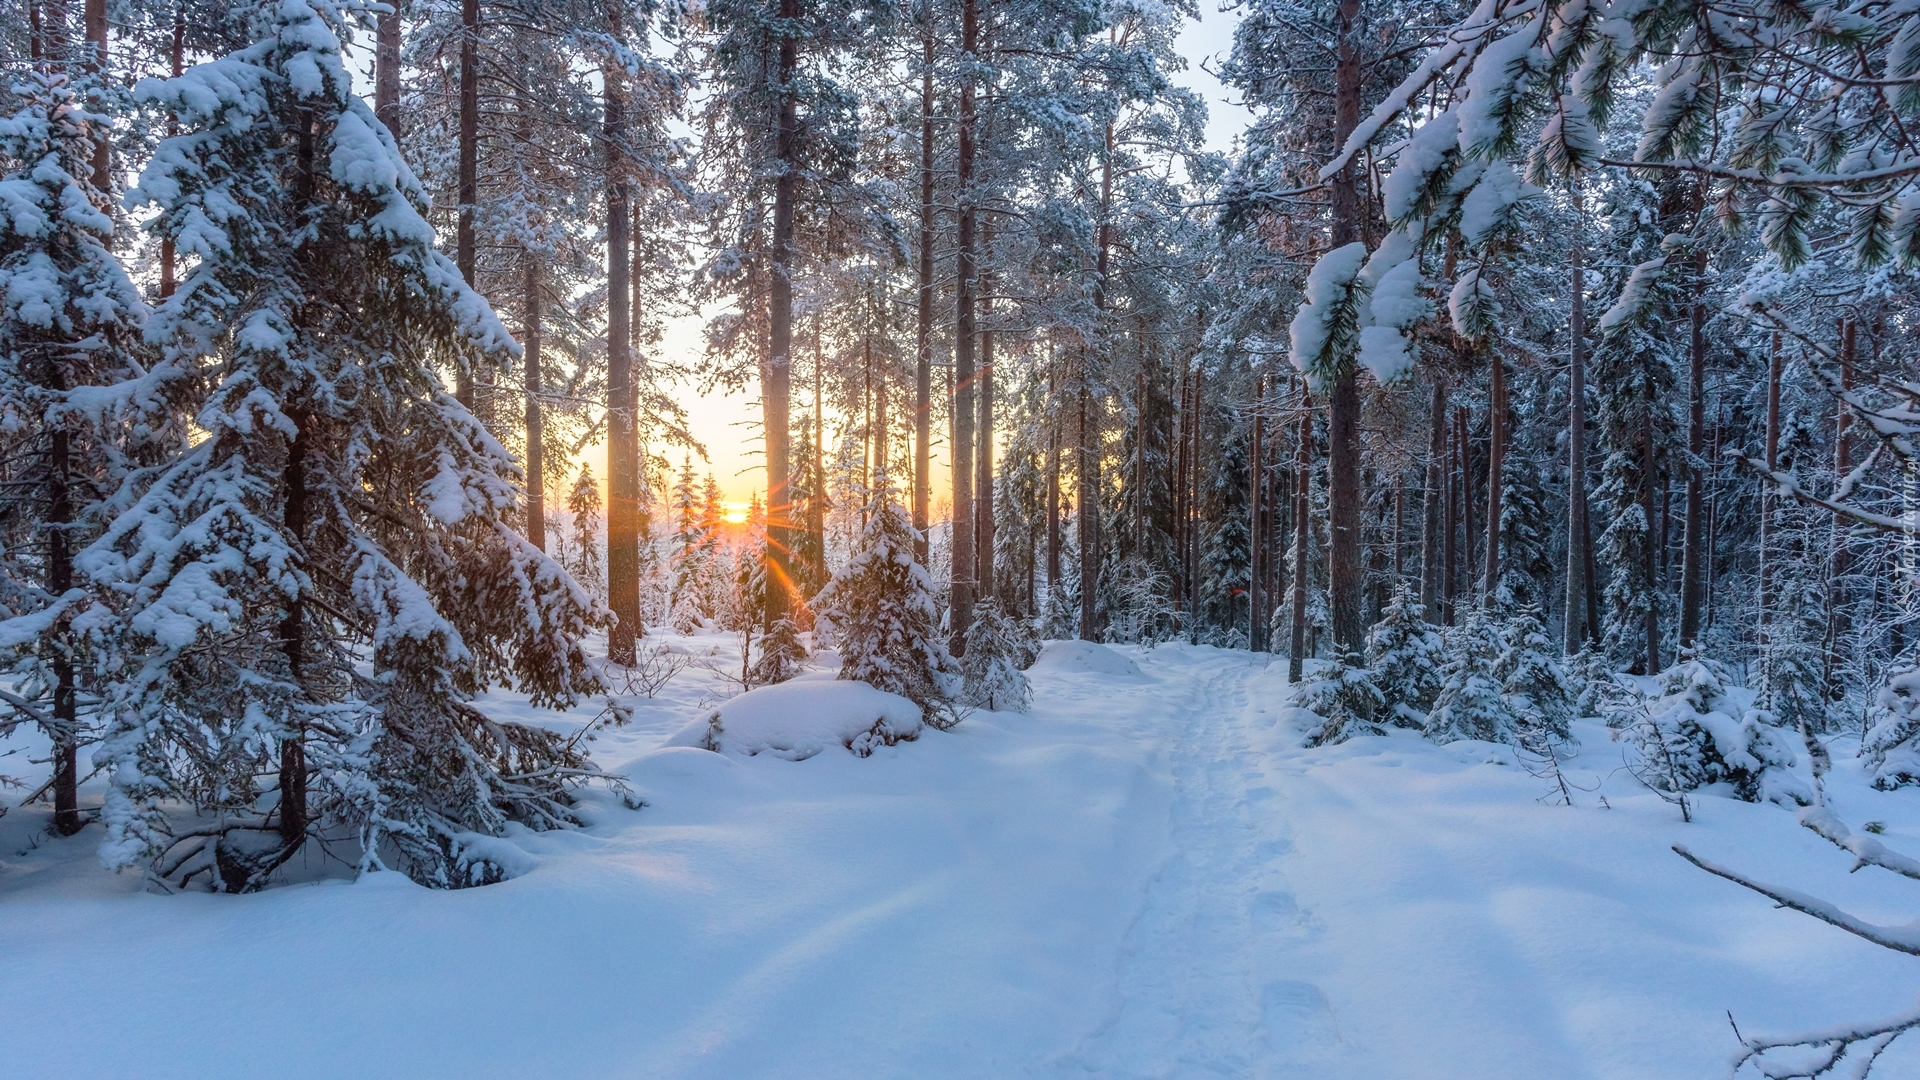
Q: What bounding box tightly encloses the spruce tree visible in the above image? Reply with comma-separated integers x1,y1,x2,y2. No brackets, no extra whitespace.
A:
100,0,611,889
0,70,158,837
1365,583,1443,727
961,598,1032,713
1424,612,1518,745
815,471,958,724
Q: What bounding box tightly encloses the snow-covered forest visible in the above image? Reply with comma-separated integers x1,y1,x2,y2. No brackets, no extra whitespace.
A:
3,0,1920,1075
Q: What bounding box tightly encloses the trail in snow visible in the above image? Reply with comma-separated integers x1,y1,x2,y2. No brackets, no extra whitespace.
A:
0,635,1917,1078
1061,651,1345,1079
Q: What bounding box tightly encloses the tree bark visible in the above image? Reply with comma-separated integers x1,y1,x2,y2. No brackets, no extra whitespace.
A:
1325,0,1364,655
523,261,545,551
1484,353,1504,607
1642,407,1660,674
765,0,801,625
1250,376,1265,650
1421,378,1446,619
1457,406,1473,611
1677,252,1707,649
1078,123,1115,642
913,30,934,564
603,20,638,665
455,0,478,408
977,228,996,602
1825,318,1855,698
83,0,107,195
277,410,310,850
1289,389,1312,680
1046,352,1061,599
48,426,78,836
1759,332,1781,667
376,1,402,135
1565,202,1592,652
951,0,980,650
159,10,184,299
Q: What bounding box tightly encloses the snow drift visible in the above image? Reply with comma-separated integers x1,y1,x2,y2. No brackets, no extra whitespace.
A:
665,679,924,760
1029,639,1145,678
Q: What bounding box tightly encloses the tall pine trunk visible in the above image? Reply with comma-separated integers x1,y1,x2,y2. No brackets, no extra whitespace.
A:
455,0,478,408
951,0,979,650
83,0,107,192
1565,205,1593,652
523,260,545,551
1759,332,1781,678
1825,318,1856,697
1324,0,1365,655
1046,353,1061,598
1483,354,1504,606
977,226,995,601
1080,125,1115,642
376,1,401,134
1249,376,1265,650
764,0,801,624
604,21,638,665
1288,390,1311,681
1421,379,1446,617
1677,251,1707,649
913,31,934,564
159,10,184,299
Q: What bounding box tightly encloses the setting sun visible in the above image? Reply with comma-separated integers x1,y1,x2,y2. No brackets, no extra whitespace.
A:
723,502,750,525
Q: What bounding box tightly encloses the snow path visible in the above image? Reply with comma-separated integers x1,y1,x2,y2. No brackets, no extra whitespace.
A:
2,637,1918,1078
1061,654,1344,1078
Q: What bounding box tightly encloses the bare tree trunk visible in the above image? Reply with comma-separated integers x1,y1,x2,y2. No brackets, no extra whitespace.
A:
1565,203,1592,652
1420,379,1445,619
1289,389,1312,680
159,10,184,298
914,31,934,564
765,0,801,625
603,18,638,665
1442,406,1457,625
1824,319,1856,698
977,228,996,602
48,425,78,835
1483,354,1504,607
1457,406,1473,610
376,1,402,135
278,410,309,851
951,0,980,650
1250,376,1265,650
1677,251,1707,649
1046,354,1061,598
1759,332,1782,676
1325,0,1365,655
455,0,478,408
1642,409,1660,674
1077,368,1096,640
1079,123,1115,642
83,0,107,193
523,261,545,551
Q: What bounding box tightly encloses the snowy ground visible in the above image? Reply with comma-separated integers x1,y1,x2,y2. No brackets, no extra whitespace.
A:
2,637,1916,1078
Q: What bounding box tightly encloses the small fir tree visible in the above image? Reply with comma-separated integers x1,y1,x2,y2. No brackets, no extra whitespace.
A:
814,471,960,725
749,616,807,686
1424,612,1519,744
961,598,1033,712
1496,607,1573,742
1301,649,1387,746
1365,584,1444,727
565,466,605,601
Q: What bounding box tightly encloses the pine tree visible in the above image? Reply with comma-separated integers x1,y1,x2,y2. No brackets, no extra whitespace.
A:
1495,607,1572,742
565,465,605,602
1425,612,1518,745
101,0,611,889
0,70,159,837
961,598,1032,713
1300,648,1386,746
1365,584,1443,727
749,616,807,687
815,471,959,724
1863,662,1920,790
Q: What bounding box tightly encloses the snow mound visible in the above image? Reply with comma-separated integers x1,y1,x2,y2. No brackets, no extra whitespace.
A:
663,679,924,760
1030,640,1144,678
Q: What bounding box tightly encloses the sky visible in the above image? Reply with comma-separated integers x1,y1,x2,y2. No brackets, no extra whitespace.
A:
585,4,1252,512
